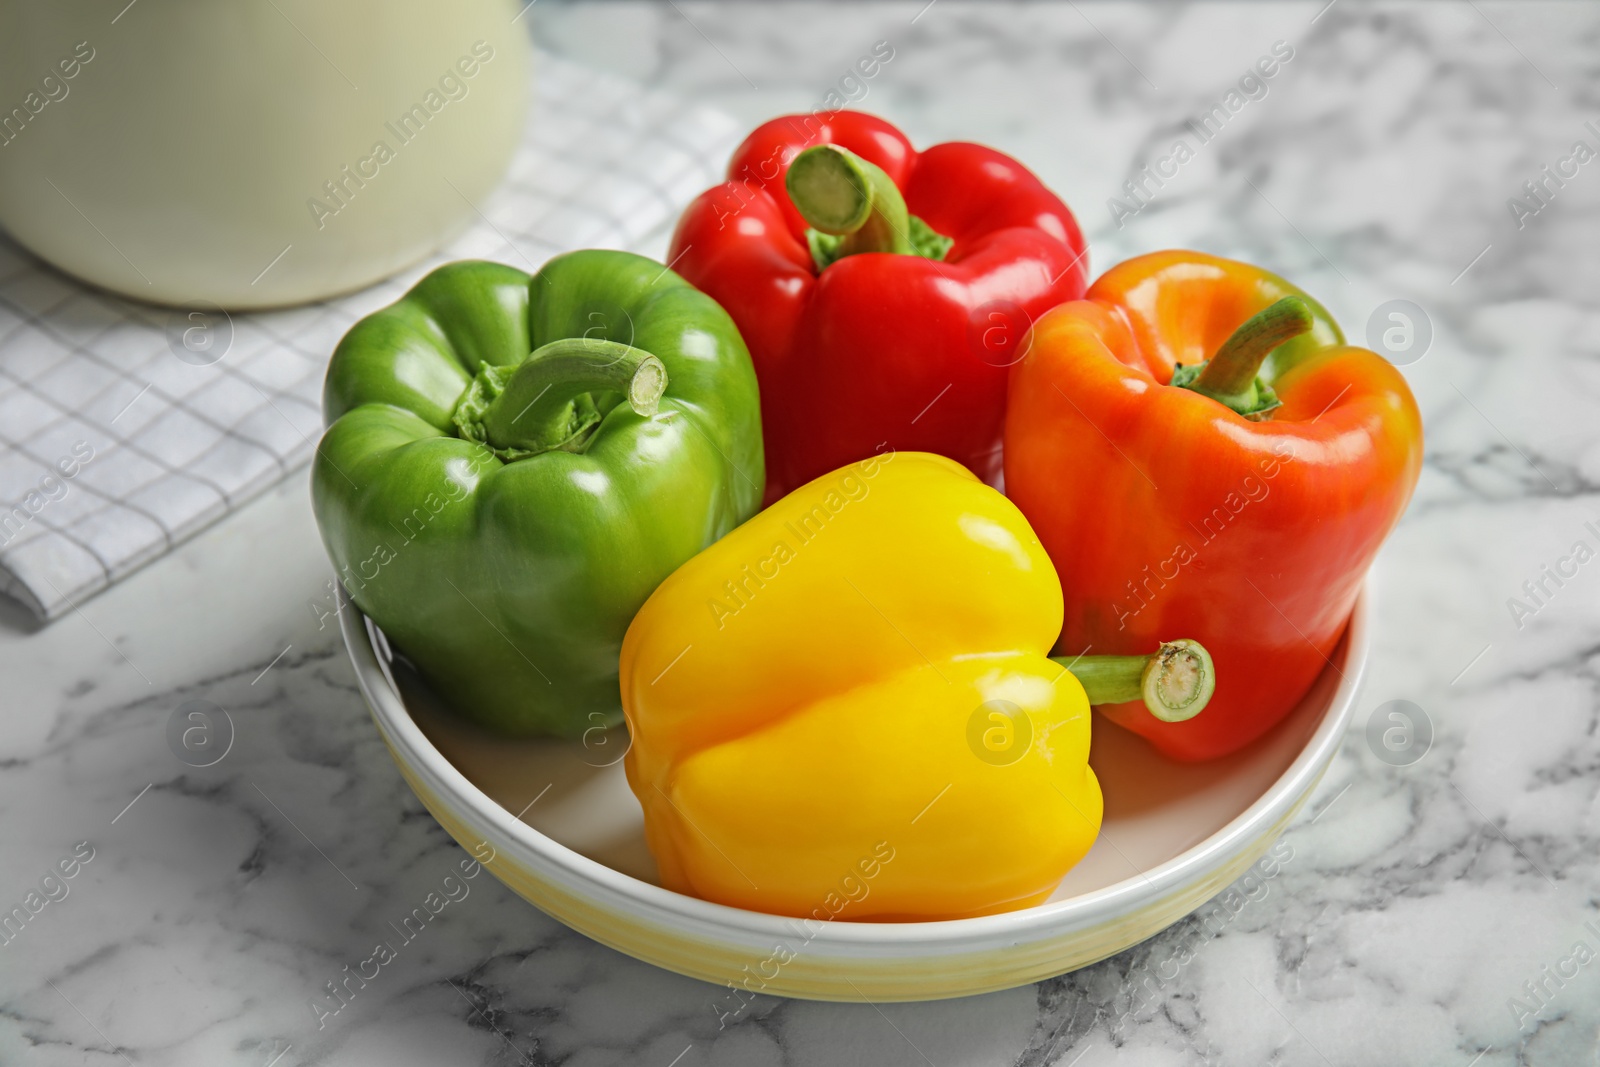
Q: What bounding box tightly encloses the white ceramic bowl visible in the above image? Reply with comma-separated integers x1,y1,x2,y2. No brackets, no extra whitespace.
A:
340,593,1367,1002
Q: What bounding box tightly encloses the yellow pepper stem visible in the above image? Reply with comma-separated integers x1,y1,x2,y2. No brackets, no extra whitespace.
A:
1055,639,1215,724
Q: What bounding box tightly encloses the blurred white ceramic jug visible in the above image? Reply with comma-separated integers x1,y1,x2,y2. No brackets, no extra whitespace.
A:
0,0,530,309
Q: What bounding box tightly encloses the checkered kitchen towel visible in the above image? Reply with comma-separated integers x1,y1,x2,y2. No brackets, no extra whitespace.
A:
0,54,741,621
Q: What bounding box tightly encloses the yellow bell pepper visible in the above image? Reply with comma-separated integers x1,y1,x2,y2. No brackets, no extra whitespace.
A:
619,451,1214,921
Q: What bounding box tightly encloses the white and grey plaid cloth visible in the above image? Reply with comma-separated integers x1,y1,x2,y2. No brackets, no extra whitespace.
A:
0,54,740,621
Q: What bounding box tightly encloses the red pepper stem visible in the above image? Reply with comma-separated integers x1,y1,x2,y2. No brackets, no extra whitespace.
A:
785,144,913,257
454,338,667,459
1052,639,1215,724
1189,296,1314,410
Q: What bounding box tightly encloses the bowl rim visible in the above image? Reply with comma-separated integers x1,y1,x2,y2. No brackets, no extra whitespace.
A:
342,591,1366,950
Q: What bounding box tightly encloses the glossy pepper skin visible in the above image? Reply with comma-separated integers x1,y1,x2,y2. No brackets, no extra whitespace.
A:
1004,251,1423,762
312,251,763,737
619,452,1103,921
667,111,1088,503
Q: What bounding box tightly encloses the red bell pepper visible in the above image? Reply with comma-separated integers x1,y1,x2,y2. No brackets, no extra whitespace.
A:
1004,251,1424,762
668,111,1088,501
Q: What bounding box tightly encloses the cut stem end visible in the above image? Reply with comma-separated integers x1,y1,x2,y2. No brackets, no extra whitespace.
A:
451,337,667,461
786,144,876,235
1054,639,1215,725
627,355,667,417
786,143,915,263
1140,639,1215,723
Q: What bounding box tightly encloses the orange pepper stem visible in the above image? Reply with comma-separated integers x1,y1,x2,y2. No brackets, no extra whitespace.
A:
1178,296,1315,418
1054,639,1215,723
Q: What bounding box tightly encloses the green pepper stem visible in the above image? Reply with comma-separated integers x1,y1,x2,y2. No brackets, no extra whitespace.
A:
785,144,912,258
1053,639,1215,724
454,338,666,459
1183,296,1314,415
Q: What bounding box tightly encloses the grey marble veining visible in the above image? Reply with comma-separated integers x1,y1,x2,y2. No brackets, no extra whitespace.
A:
3,2,1599,1065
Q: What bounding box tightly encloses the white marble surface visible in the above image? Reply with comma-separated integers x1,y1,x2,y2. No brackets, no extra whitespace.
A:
3,2,1598,1064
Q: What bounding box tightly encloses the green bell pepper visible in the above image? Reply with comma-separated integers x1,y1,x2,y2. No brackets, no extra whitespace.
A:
312,250,764,737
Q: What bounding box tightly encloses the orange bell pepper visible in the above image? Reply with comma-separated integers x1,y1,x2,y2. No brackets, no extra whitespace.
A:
1004,251,1423,761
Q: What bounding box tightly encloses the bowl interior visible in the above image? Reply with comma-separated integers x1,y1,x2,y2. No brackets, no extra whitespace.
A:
390,627,1348,906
